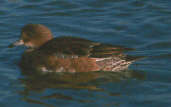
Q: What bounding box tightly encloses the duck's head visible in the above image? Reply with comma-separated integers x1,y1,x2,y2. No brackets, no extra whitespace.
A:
9,24,53,49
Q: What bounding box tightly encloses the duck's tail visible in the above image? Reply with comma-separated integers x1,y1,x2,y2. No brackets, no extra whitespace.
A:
96,55,145,72
124,55,145,62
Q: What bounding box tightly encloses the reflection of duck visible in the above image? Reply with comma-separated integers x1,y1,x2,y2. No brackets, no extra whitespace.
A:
9,24,141,72
18,70,145,106
19,70,145,91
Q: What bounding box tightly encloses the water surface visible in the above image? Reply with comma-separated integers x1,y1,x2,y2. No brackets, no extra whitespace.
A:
1,0,171,107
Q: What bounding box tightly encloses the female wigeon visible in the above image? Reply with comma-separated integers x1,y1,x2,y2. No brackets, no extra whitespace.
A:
9,24,141,73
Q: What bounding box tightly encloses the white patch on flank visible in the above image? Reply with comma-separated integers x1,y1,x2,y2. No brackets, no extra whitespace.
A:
41,67,49,72
95,57,111,61
71,55,78,58
56,67,64,72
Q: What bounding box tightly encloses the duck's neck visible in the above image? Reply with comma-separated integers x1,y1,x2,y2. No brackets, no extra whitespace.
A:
31,36,53,49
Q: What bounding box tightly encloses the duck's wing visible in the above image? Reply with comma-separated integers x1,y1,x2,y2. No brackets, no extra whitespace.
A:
89,43,134,58
38,36,134,58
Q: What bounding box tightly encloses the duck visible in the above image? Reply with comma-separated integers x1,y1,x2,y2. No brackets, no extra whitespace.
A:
9,24,141,73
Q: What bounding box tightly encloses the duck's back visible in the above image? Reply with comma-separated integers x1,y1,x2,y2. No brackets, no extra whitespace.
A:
37,36,133,58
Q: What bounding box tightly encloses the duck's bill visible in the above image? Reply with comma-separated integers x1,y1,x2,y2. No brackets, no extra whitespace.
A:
8,39,24,48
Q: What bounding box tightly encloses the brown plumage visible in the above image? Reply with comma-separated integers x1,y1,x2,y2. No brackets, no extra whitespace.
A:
9,24,142,73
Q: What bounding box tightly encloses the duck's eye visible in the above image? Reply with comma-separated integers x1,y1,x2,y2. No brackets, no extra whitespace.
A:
22,35,30,42
23,38,30,42
21,32,31,42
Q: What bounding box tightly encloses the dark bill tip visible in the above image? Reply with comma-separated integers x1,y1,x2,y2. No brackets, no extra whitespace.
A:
8,44,15,48
8,40,24,48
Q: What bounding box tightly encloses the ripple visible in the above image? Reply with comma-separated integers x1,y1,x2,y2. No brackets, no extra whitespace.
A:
1,0,171,106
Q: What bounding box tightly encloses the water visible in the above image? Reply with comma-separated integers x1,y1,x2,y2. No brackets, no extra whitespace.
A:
1,0,171,106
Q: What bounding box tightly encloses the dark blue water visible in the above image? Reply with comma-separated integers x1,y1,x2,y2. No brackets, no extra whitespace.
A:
1,0,171,107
